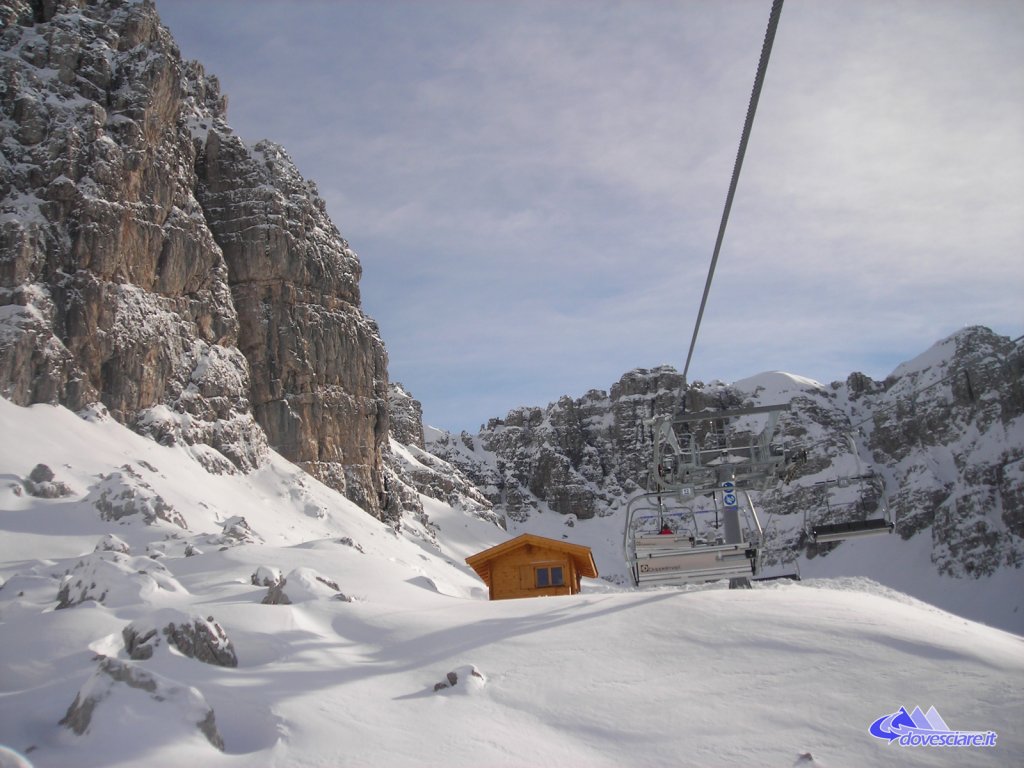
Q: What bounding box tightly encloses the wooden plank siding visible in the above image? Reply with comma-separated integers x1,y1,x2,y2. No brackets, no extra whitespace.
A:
465,534,598,601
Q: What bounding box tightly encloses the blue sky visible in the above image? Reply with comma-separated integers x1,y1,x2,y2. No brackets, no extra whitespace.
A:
157,0,1024,433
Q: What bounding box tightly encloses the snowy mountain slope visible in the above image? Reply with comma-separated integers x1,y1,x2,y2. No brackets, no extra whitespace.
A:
426,327,1024,634
2,397,1024,768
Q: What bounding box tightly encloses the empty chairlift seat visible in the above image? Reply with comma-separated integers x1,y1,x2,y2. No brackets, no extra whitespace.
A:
810,517,894,544
633,540,758,586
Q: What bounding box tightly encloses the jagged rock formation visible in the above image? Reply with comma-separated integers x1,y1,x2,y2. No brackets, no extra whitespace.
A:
194,121,389,514
123,610,238,667
381,382,499,533
428,366,741,522
846,327,1024,576
427,327,1024,579
0,0,390,518
389,382,425,449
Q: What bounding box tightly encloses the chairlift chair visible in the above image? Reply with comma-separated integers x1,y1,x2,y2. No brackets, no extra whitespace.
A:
623,404,798,587
806,469,895,544
810,516,894,543
625,488,763,587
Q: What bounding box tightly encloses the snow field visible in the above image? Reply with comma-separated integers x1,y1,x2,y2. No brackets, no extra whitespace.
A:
1,399,1022,767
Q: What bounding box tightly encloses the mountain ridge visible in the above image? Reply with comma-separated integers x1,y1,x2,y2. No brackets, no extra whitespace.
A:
425,325,1024,631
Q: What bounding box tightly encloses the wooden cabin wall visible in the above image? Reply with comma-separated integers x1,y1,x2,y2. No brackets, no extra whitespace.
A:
488,543,580,600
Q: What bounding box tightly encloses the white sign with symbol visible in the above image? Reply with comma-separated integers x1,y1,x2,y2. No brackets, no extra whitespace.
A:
722,481,737,509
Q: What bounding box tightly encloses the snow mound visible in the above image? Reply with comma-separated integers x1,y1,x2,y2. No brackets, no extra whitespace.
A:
56,551,188,609
0,746,34,768
433,664,486,694
407,575,463,598
261,567,351,605
60,657,224,752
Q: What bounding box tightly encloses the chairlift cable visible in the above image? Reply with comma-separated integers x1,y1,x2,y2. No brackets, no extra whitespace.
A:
681,0,786,384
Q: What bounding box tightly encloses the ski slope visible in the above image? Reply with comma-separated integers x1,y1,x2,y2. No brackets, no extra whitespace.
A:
1,399,1022,767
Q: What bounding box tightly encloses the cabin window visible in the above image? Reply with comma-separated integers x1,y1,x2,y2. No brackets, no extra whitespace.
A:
535,566,564,588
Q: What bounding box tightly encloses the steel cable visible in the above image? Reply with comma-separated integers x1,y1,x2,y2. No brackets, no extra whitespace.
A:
682,0,785,384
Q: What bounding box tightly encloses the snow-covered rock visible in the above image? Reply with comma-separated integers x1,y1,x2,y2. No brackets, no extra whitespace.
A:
86,465,187,529
23,463,74,498
250,566,283,587
261,567,351,605
56,551,187,609
432,664,486,694
94,534,131,555
60,657,224,751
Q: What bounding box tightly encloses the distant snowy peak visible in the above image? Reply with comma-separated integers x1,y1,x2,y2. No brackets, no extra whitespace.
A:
887,325,1012,383
730,371,826,404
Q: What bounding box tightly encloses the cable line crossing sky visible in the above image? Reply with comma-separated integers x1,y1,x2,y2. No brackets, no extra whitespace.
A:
159,0,1024,432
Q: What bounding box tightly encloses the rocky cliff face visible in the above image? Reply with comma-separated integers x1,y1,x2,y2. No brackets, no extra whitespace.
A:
0,0,390,517
427,327,1024,581
383,382,497,532
845,326,1024,576
388,382,425,449
427,366,745,523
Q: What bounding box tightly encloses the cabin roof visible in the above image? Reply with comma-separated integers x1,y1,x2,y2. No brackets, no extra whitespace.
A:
465,533,599,587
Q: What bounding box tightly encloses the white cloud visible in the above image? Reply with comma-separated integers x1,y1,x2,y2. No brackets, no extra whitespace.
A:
157,0,1024,433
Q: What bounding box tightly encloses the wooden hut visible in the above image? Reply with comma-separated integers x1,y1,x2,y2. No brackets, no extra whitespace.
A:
465,533,599,601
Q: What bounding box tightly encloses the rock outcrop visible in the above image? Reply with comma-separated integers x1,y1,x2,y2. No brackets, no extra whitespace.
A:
194,126,389,517
427,366,738,522
87,465,186,528
0,0,390,518
388,382,425,449
56,549,187,608
60,656,225,751
123,610,238,667
852,327,1024,576
260,567,352,605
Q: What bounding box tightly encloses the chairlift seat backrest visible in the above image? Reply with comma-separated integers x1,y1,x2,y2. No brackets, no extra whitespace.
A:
633,541,757,585
811,517,894,543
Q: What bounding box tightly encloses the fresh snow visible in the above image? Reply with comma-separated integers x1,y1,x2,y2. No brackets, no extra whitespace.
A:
1,398,1022,767
731,371,826,403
